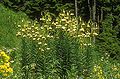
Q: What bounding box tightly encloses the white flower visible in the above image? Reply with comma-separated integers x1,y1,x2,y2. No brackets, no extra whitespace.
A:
41,27,44,29
61,19,66,21
21,29,25,32
65,17,69,19
67,12,69,16
32,30,35,33
49,27,52,30
31,26,34,28
44,43,47,46
35,32,39,34
87,24,90,27
50,36,53,38
78,35,82,37
18,25,21,27
22,20,24,22
39,48,44,52
56,25,62,27
86,32,91,35
33,38,36,40
83,44,87,46
28,28,31,30
47,35,50,38
73,29,76,31
35,27,38,30
80,28,84,31
65,24,67,26
23,35,26,38
62,26,66,29
81,33,85,36
88,43,91,46
82,22,85,26
67,29,70,31
70,13,74,15
42,36,46,39
46,48,50,50
38,42,42,45
40,18,45,21
39,35,42,37
93,32,98,36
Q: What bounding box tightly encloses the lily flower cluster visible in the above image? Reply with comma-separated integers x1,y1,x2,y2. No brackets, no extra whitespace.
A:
0,51,13,77
16,20,51,52
52,10,99,46
17,10,99,51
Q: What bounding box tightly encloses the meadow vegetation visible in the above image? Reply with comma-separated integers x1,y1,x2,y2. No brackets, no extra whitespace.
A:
0,3,120,79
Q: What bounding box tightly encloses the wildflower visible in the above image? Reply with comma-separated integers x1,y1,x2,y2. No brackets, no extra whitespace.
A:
18,25,21,27
41,49,44,52
80,28,84,32
65,17,69,19
86,32,91,35
32,30,35,33
56,25,62,27
28,27,31,30
65,24,67,26
83,44,87,46
21,29,25,32
78,35,82,37
34,27,38,30
93,32,98,36
81,33,85,36
39,35,42,37
73,29,76,31
40,27,44,29
50,36,53,38
37,38,40,41
46,48,50,50
49,27,52,30
87,24,90,27
88,43,91,46
70,13,74,15
47,35,50,38
62,26,66,29
82,22,85,26
67,29,70,32
60,13,65,16
22,20,24,22
33,38,36,40
38,42,42,45
35,32,39,34
16,32,21,36
44,43,47,46
61,19,66,21
42,36,46,39
23,35,26,38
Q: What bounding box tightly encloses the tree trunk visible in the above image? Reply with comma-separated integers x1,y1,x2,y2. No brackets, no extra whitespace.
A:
93,0,96,22
88,0,92,19
93,0,96,43
100,7,103,22
75,0,78,17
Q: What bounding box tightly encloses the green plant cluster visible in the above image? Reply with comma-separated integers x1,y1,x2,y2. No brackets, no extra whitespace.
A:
15,10,120,79
0,3,120,79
